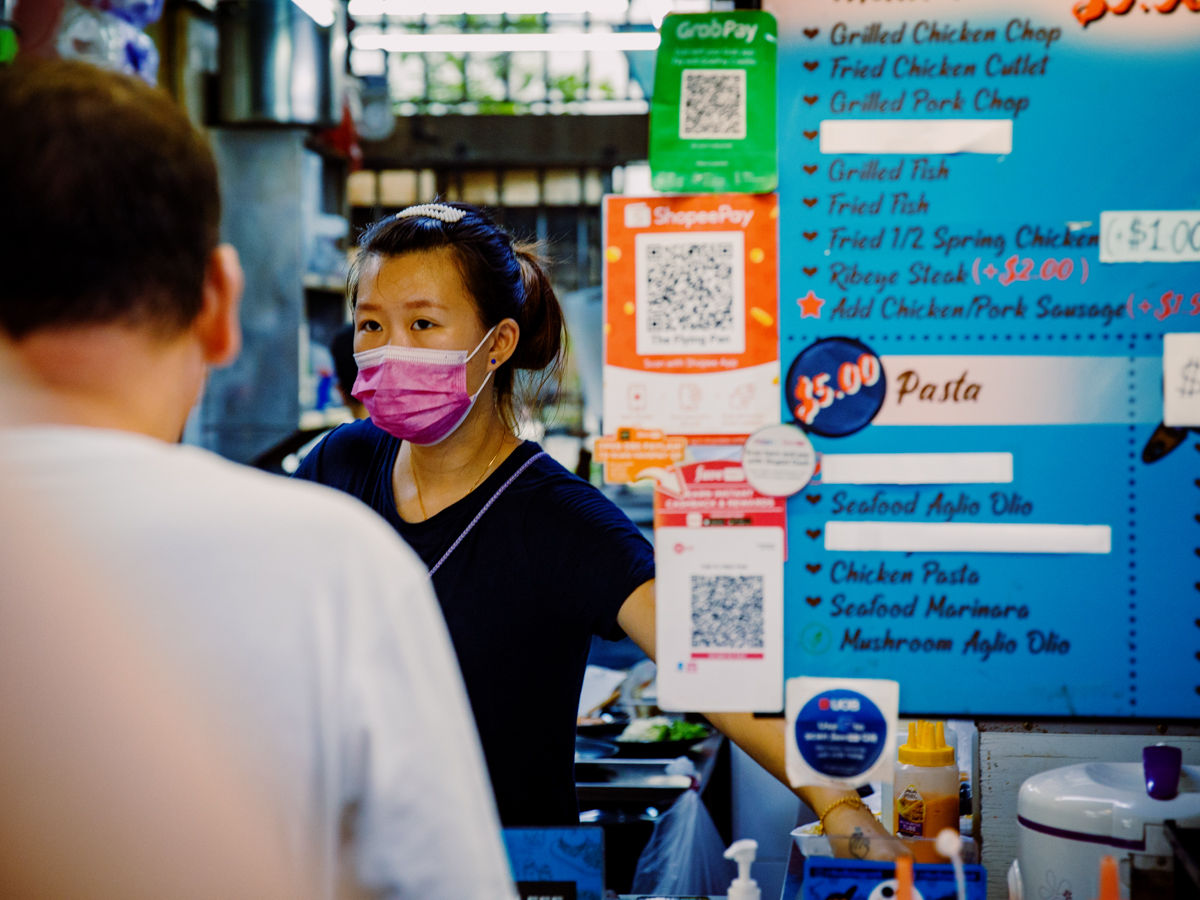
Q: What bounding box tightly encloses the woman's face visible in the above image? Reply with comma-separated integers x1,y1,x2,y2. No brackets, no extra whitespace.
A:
353,249,486,355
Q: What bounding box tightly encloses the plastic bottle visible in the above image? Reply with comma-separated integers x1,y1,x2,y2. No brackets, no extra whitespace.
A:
893,721,960,840
723,839,761,900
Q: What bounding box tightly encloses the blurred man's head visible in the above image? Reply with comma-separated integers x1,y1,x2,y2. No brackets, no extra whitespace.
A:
0,60,243,439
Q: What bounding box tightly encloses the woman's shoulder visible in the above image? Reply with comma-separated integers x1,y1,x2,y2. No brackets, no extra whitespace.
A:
517,444,600,501
516,444,647,535
320,417,394,454
293,418,395,489
512,444,654,622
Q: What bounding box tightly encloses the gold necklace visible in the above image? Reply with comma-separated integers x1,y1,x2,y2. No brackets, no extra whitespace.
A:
410,453,429,521
471,439,504,492
409,437,504,522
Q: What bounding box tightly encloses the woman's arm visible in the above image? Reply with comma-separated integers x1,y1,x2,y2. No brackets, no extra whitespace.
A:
617,579,899,858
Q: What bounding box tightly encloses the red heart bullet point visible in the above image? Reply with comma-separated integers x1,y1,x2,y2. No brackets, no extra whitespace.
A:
805,494,822,504
804,95,818,105
806,596,822,607
803,198,818,208
803,231,818,241
805,563,822,574
803,165,818,174
803,266,818,276
803,27,819,38
803,61,819,72
806,529,822,539
803,130,818,140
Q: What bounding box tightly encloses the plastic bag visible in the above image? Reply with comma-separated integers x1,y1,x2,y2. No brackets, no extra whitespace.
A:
56,2,159,85
620,658,657,719
81,0,165,29
630,758,734,896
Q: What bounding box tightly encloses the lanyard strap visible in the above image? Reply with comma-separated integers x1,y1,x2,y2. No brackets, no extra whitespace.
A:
428,451,548,578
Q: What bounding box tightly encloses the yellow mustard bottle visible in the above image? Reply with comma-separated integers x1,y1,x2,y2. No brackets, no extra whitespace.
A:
893,721,959,841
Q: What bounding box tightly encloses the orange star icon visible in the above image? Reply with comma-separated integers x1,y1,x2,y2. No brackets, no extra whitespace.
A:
798,290,825,319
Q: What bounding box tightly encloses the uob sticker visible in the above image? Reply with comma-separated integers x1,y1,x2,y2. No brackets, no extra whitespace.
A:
794,688,887,778
786,337,887,437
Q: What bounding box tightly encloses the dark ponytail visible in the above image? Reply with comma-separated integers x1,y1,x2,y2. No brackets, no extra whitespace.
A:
348,203,566,431
507,242,566,420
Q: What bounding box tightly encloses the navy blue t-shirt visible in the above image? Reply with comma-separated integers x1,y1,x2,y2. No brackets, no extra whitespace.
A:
294,419,655,826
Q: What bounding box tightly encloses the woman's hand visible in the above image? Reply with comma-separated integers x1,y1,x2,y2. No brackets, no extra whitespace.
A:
815,794,908,861
616,582,909,861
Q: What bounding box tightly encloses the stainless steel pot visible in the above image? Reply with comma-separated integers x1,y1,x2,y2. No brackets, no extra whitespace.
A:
216,0,345,126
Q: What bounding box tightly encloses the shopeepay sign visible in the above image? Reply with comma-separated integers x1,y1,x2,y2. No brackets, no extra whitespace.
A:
602,193,781,438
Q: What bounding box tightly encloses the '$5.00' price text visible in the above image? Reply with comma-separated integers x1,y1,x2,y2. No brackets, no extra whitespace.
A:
793,353,881,425
971,255,1089,287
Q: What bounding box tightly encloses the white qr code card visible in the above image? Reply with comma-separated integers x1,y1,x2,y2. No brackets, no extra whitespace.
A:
655,526,784,712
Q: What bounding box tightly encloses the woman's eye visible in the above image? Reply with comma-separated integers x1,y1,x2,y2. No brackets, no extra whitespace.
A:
358,320,382,333
412,318,435,331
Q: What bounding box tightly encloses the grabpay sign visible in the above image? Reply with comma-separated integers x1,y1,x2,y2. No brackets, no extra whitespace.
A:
650,10,777,194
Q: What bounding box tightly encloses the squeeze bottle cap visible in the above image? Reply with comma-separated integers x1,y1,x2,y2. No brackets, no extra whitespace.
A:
724,839,761,900
898,720,956,767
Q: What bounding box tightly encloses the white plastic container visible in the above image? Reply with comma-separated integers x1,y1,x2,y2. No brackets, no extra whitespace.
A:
791,826,979,863
1018,760,1200,900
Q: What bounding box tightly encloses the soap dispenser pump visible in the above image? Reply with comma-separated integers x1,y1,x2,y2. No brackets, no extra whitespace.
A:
724,839,761,900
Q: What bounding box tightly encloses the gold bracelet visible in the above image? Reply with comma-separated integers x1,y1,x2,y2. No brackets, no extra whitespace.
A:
817,795,868,832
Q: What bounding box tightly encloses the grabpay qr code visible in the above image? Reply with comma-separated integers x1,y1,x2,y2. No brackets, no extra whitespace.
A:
691,574,764,650
680,69,747,141
634,231,745,355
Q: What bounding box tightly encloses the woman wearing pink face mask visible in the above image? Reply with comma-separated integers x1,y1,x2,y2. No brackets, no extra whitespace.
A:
294,203,891,848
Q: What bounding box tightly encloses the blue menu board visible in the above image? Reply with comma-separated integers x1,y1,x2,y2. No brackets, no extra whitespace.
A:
767,0,1200,717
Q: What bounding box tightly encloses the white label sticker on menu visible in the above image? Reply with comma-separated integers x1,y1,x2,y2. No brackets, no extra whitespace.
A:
1164,332,1200,427
1100,211,1200,264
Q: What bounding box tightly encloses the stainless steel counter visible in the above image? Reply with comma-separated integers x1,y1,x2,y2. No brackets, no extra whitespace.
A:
575,733,725,807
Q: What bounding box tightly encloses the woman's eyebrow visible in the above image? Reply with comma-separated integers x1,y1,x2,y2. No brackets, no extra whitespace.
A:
402,297,444,310
356,293,445,312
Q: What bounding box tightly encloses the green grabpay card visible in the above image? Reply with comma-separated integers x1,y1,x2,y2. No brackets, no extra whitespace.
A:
649,11,777,194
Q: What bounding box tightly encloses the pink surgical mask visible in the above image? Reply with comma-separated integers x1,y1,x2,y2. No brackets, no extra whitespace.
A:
352,327,496,445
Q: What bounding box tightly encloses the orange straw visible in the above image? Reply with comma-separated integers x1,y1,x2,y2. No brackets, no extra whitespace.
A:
895,855,914,900
1097,855,1119,900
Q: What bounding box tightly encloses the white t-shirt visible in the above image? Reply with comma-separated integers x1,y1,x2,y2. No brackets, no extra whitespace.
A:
0,426,517,900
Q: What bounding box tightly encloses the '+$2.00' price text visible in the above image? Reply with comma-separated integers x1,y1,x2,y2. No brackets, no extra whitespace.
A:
971,255,1090,287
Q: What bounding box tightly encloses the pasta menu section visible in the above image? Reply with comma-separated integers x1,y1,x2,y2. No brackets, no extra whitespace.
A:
767,0,1200,717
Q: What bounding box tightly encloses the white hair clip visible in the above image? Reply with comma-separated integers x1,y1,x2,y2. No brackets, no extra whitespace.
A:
393,203,466,224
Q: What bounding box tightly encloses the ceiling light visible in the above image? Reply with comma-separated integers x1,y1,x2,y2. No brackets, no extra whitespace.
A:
350,29,660,52
348,0,630,15
292,0,336,26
